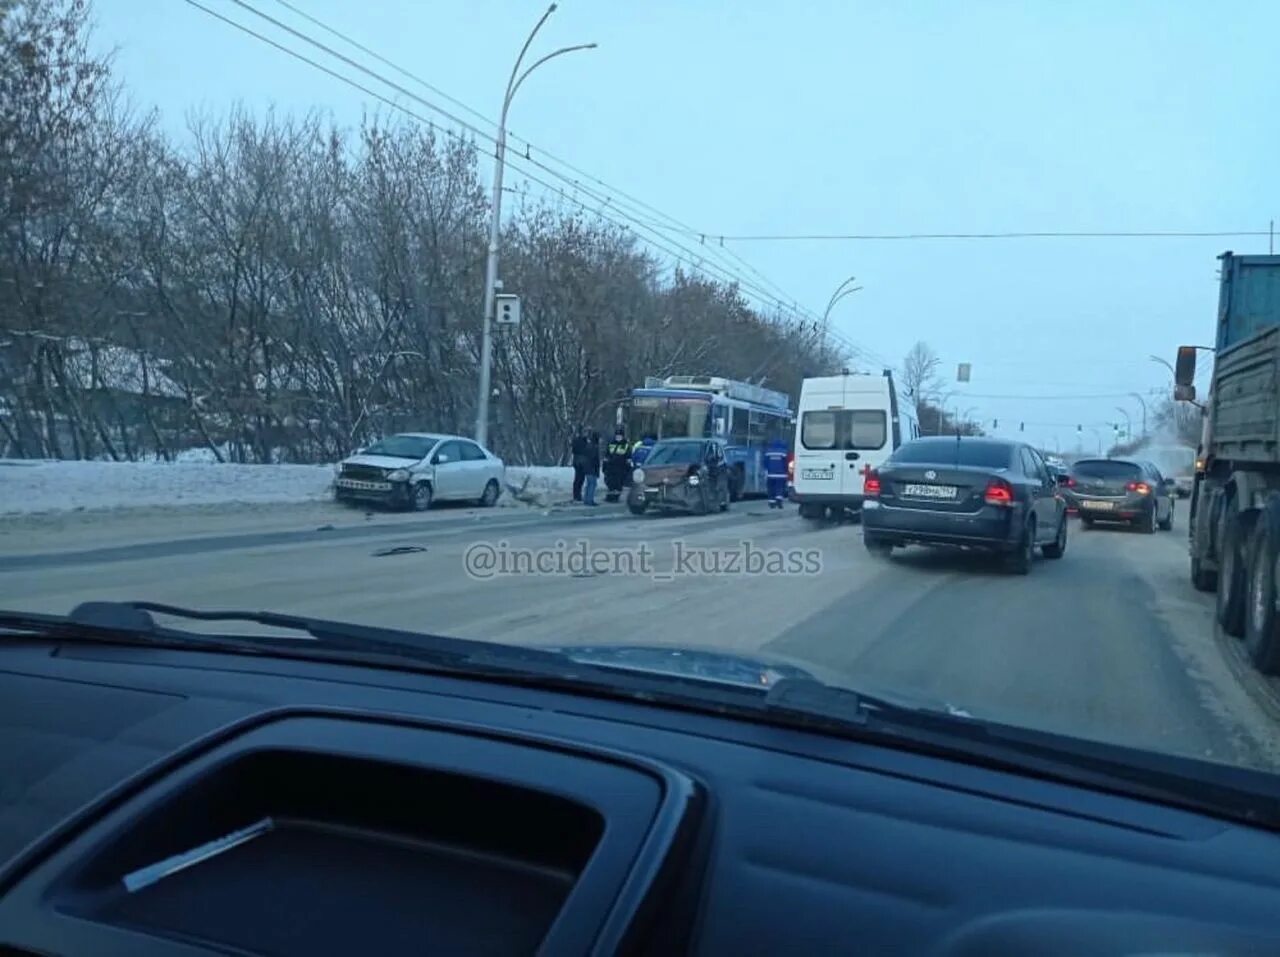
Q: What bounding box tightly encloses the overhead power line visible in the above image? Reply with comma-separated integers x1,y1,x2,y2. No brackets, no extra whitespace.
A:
183,0,811,321
260,0,800,312
718,230,1272,243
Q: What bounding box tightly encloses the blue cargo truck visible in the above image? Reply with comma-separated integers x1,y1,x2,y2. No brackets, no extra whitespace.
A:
1176,252,1280,673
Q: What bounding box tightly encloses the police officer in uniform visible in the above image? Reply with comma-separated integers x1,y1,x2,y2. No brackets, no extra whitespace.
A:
603,428,632,502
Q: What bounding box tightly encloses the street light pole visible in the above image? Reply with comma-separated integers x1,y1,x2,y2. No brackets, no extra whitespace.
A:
1128,392,1147,436
474,4,595,447
1114,406,1131,439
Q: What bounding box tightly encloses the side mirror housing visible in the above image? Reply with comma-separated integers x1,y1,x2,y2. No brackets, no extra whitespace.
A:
1174,346,1197,387
433,453,450,464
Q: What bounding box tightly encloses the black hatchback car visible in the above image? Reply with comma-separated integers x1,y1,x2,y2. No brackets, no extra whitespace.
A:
861,437,1068,574
1063,458,1175,532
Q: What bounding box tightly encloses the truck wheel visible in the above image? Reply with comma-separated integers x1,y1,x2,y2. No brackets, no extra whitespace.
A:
1244,499,1280,674
1190,557,1217,592
1217,508,1256,637
798,502,825,522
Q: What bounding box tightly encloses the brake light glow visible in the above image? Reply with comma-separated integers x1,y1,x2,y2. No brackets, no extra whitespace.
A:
863,470,881,497
1125,481,1151,495
984,478,1014,506
1065,477,1076,488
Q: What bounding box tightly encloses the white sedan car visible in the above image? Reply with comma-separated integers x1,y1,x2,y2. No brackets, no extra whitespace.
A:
334,432,505,511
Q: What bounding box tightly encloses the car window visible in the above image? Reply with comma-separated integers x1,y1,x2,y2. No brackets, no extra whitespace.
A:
1072,459,1141,480
434,441,462,463
801,410,886,451
1025,448,1049,483
459,442,486,462
363,435,436,460
892,440,1013,469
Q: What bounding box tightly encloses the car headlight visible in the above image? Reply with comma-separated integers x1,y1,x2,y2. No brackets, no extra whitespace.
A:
687,474,701,486
632,468,645,484
387,469,410,481
333,463,343,475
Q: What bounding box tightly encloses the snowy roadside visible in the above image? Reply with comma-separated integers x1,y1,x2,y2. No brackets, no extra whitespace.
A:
0,459,575,517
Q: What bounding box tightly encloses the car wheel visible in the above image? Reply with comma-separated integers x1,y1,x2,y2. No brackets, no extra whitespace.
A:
1158,502,1174,531
410,481,433,512
798,502,825,521
477,479,500,507
1217,507,1256,637
1244,501,1280,674
864,533,893,558
1006,520,1034,575
1139,505,1156,534
628,501,647,516
1079,515,1094,529
1190,556,1217,592
1042,514,1067,559
728,467,744,502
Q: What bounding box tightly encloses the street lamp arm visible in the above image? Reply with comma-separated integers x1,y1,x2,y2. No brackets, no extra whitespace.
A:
505,3,558,107
823,275,858,320
507,44,599,112
823,285,863,323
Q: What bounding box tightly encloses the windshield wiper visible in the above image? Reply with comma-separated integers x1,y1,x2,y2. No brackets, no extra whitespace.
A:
763,677,1280,830
0,601,581,678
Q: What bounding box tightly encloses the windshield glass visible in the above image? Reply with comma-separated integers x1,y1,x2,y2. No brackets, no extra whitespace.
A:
4,0,1279,806
1072,460,1142,479
801,410,886,450
363,436,437,460
891,440,1013,469
644,443,702,466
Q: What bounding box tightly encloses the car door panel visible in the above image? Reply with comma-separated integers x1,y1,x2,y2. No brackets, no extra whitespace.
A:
432,441,465,500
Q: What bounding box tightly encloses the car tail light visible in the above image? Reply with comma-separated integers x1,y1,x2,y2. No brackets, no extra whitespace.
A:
787,452,794,480
863,470,881,497
984,478,1014,506
1125,481,1151,495
1065,476,1076,488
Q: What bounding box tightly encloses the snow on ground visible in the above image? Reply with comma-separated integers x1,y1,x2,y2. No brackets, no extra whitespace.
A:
0,459,335,515
0,459,576,516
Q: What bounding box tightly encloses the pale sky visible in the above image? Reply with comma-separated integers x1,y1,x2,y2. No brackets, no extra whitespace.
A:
91,0,1280,453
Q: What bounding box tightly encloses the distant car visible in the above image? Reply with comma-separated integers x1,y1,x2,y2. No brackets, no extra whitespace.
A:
861,436,1068,575
628,438,730,515
1063,458,1174,532
334,432,504,511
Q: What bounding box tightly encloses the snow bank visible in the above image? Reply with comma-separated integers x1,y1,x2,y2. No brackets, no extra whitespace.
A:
0,459,334,515
0,459,576,516
501,466,576,508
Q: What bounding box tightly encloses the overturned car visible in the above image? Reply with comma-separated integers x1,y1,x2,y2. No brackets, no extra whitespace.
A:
627,438,731,516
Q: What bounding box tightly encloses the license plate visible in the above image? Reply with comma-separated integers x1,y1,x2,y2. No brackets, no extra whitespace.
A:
801,469,834,480
903,483,958,499
337,478,392,491
1080,499,1114,510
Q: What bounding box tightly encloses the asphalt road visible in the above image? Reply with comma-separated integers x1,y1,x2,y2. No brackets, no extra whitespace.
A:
4,497,1279,772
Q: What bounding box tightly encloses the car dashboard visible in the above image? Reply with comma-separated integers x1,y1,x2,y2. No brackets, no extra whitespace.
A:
2,638,1280,956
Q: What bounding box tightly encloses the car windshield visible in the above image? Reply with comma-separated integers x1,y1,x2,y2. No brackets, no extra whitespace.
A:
4,0,1279,811
363,436,437,460
1073,460,1142,480
645,443,703,466
891,440,1013,469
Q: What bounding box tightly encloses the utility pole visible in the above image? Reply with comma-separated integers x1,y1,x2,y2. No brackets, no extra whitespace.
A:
1128,392,1147,436
474,5,595,447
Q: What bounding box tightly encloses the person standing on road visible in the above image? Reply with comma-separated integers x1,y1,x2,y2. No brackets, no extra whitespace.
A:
604,428,631,503
570,426,589,502
764,437,789,509
583,430,602,506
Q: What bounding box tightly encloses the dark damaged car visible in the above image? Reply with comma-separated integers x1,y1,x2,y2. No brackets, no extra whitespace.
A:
627,438,731,516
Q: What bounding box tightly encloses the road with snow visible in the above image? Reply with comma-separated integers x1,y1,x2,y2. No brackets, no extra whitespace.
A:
3,491,1280,773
